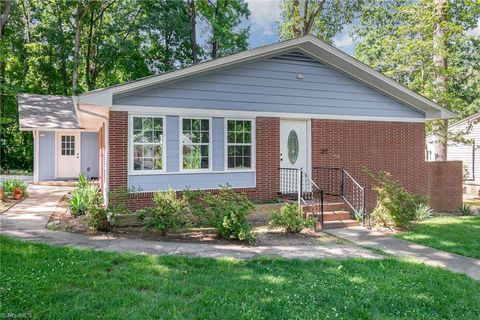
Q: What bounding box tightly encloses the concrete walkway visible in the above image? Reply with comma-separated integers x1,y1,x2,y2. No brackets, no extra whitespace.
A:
327,227,480,280
0,186,379,260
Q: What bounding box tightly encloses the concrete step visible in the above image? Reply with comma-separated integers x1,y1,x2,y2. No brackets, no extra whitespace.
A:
322,210,351,221
320,219,359,230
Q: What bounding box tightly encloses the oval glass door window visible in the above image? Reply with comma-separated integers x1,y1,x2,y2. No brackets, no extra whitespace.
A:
287,130,299,164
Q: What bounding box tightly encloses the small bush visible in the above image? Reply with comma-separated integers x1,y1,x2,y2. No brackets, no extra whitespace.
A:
414,203,433,221
76,174,90,188
269,203,315,233
182,189,210,225
1,179,28,198
204,187,256,243
365,169,419,230
69,183,102,217
107,187,132,216
138,189,188,233
87,207,111,232
460,203,473,216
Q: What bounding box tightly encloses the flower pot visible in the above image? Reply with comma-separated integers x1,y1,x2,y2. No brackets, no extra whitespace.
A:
13,188,23,200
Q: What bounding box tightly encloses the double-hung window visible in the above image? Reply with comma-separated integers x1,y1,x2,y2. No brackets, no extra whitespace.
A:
226,119,253,170
181,118,210,170
132,116,164,172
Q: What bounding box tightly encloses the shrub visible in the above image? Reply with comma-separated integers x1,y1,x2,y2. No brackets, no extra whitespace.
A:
204,187,256,243
414,203,433,221
1,179,28,198
86,207,111,232
76,174,90,188
69,184,102,217
137,189,188,233
107,187,132,216
460,203,473,216
269,203,316,233
182,189,210,226
365,169,419,230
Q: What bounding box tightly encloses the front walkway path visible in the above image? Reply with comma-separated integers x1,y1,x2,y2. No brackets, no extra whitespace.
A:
0,186,379,260
327,227,480,280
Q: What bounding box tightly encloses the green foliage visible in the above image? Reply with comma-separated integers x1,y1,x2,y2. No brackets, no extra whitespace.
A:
269,203,315,233
68,176,102,217
366,169,424,230
204,187,256,243
138,189,188,233
107,187,133,216
76,174,89,189
86,207,111,232
414,203,434,221
459,203,474,216
1,0,250,172
278,0,362,42
137,187,255,243
355,0,480,124
1,179,28,198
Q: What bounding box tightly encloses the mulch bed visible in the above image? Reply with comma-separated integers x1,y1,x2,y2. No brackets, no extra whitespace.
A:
47,195,339,246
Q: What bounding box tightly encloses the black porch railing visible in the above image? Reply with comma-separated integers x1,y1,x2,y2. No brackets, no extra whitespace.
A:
312,167,368,226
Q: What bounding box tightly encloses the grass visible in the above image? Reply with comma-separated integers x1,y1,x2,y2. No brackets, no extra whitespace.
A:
396,215,480,259
1,237,479,319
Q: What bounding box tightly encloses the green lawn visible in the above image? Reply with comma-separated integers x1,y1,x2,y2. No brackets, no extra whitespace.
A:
1,237,479,319
397,216,480,259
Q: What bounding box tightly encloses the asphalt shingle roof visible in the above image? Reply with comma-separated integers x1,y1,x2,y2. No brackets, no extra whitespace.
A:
17,93,81,130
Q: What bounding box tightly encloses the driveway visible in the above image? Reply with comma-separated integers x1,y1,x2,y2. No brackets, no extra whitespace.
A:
0,185,379,260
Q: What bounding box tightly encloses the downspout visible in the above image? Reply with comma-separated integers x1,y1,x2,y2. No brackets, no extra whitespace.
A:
75,99,110,206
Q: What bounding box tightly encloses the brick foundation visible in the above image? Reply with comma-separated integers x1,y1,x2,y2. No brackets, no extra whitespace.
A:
311,120,427,211
427,161,463,212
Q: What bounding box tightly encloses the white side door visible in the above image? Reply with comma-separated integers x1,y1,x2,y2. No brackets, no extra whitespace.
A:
279,120,309,193
57,132,81,178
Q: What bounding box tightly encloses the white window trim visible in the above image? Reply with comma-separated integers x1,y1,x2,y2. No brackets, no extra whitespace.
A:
224,118,256,172
179,116,212,173
128,113,167,175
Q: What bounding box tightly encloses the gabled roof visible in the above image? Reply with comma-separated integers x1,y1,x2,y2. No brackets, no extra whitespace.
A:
449,112,480,130
79,35,455,120
17,94,81,130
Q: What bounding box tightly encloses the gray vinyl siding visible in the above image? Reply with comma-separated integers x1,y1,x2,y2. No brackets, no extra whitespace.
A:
130,116,244,191
166,116,180,172
114,52,424,119
447,121,479,183
38,131,56,181
129,171,255,192
80,132,99,179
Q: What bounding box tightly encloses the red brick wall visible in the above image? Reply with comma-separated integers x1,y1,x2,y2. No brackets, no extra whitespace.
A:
427,161,463,212
311,120,427,211
107,112,280,210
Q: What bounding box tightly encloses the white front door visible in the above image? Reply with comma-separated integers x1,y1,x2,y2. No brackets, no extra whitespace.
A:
280,119,309,193
57,132,81,178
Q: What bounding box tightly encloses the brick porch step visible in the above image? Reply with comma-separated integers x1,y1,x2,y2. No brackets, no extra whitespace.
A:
320,219,360,230
322,210,351,221
302,202,346,213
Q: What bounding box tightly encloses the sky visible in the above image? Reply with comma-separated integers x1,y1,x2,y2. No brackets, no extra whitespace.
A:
245,0,480,57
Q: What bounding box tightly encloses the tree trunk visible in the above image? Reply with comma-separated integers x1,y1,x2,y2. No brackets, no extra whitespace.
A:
431,0,449,160
0,0,12,37
211,1,220,59
73,1,92,94
188,0,197,64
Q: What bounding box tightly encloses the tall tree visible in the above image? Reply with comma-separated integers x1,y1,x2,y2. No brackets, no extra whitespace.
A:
278,0,362,43
197,0,250,59
187,0,198,64
355,0,480,160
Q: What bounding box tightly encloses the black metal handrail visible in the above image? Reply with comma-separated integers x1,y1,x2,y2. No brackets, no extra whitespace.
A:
313,166,368,226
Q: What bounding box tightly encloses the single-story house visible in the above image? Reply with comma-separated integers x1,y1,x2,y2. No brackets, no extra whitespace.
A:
18,35,455,216
427,113,480,197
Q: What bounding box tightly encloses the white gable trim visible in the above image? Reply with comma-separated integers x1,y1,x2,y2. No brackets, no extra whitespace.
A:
78,35,454,120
